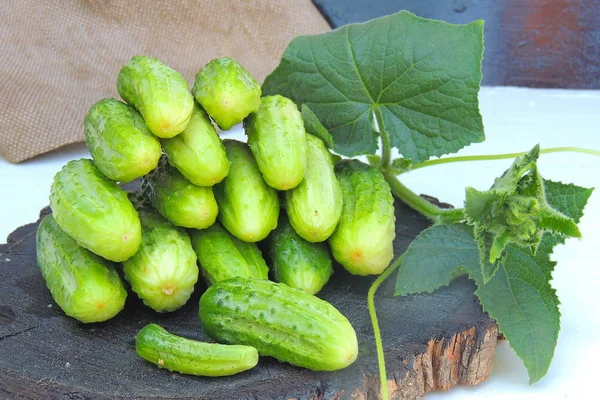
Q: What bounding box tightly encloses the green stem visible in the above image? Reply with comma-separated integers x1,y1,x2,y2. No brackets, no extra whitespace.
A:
374,108,392,168
410,147,600,171
367,255,404,400
382,171,465,224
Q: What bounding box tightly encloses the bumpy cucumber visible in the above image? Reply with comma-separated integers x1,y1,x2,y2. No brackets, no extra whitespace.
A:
192,57,261,130
135,324,258,377
84,98,161,183
199,277,358,371
213,140,279,242
36,215,127,323
329,160,396,275
162,103,230,186
266,213,332,294
285,134,342,242
141,156,218,229
123,200,198,312
189,222,268,286
49,159,141,262
117,56,193,138
244,95,307,190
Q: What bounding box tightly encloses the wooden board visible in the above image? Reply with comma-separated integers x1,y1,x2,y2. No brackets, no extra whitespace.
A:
0,199,497,399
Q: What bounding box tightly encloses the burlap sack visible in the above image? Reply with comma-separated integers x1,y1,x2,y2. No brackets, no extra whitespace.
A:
0,0,330,163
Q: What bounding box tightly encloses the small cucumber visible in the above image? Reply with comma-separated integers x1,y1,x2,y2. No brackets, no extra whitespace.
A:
84,98,161,183
285,134,342,242
36,215,127,323
189,222,269,286
49,159,141,262
266,213,332,295
199,277,358,371
244,95,307,190
192,57,261,131
135,324,258,377
329,160,396,275
117,56,193,138
141,156,218,229
213,140,279,242
162,103,230,186
123,199,199,312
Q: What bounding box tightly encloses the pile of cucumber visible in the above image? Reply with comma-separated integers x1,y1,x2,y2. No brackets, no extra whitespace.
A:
36,56,396,376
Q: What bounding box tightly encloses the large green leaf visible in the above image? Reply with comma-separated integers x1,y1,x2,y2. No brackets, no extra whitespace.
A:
262,11,485,162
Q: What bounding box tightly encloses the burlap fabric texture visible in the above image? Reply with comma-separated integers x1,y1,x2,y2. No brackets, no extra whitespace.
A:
0,0,330,163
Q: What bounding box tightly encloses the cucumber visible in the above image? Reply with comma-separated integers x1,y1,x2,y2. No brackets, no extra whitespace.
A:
244,95,307,190
117,56,193,138
189,222,268,286
36,215,127,323
266,213,332,294
213,140,279,242
135,324,258,377
123,200,199,312
199,277,358,371
192,57,261,131
49,159,141,262
162,103,230,186
141,156,218,229
329,160,396,275
84,98,161,183
285,134,342,242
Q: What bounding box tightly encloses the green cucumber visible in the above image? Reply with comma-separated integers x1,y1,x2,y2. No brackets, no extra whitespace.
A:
135,324,258,377
189,222,268,286
285,134,342,242
36,215,127,323
266,213,333,294
162,103,230,186
141,156,218,229
329,160,396,275
199,277,358,371
49,159,141,262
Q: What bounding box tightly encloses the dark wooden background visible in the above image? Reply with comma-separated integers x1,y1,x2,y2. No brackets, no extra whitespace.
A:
313,0,600,88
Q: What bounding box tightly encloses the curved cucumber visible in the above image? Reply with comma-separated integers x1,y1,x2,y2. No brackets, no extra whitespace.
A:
199,277,358,371
189,222,268,286
84,98,161,183
117,56,193,138
135,324,258,377
285,134,342,242
162,103,230,186
49,159,141,262
141,156,218,229
267,213,332,294
123,202,198,312
36,215,127,323
244,95,307,190
213,140,279,242
329,160,396,275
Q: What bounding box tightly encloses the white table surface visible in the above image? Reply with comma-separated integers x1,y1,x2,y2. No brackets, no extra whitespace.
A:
1,86,598,399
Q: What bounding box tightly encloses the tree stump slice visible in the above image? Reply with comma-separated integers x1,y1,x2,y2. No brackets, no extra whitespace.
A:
0,199,498,399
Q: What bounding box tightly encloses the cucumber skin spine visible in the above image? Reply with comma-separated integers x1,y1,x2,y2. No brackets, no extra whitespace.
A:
135,324,259,377
141,157,218,230
122,205,199,313
213,140,279,242
285,134,342,242
84,98,161,183
329,159,396,276
162,103,230,187
117,56,193,138
36,215,127,323
199,277,358,371
189,222,269,286
244,95,307,191
49,159,141,262
267,213,333,295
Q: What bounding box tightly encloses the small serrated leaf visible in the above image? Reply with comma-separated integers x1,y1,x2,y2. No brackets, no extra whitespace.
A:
366,154,381,168
300,104,334,149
